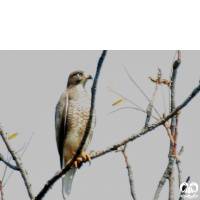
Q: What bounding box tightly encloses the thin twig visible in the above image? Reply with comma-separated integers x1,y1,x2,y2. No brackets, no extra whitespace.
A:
122,65,161,118
2,142,26,184
3,132,33,186
176,159,182,188
0,154,19,170
21,132,34,158
178,146,184,156
109,90,145,113
144,81,159,127
0,126,35,200
35,50,107,200
121,145,137,200
108,107,159,120
161,84,166,115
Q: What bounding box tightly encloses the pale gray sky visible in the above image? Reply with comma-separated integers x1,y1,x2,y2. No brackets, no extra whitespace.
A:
0,51,200,200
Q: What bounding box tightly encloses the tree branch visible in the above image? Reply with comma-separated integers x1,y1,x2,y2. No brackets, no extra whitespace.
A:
89,81,200,161
35,50,107,200
0,126,35,200
0,181,4,200
121,146,137,200
168,51,181,200
176,159,182,188
153,51,181,200
0,153,19,170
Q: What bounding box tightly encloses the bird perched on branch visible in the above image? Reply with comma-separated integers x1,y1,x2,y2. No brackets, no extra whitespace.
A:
55,70,96,199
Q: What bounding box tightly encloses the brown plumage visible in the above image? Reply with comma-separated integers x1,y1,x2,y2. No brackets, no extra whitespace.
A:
55,70,95,199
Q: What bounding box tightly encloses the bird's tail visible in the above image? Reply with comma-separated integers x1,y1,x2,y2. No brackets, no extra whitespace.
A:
62,168,77,199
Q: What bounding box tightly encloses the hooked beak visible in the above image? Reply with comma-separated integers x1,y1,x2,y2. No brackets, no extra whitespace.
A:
84,75,93,80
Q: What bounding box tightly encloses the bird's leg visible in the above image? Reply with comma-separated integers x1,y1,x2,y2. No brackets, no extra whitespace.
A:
66,150,83,168
71,150,83,162
81,151,91,162
67,150,93,168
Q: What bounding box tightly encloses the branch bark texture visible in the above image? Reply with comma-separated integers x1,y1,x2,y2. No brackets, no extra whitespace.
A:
168,54,181,200
122,148,137,200
0,153,19,170
0,181,4,200
0,125,35,200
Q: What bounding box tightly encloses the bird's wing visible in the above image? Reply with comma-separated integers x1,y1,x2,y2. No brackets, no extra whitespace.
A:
55,91,68,167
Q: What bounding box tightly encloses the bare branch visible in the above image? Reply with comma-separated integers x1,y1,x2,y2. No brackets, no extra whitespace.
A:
109,90,145,113
121,146,137,200
163,123,174,146
0,126,35,200
153,154,175,200
3,133,34,186
35,50,107,200
169,171,174,200
0,153,19,170
178,146,184,156
21,132,34,158
176,159,182,188
154,52,181,200
168,51,181,200
0,181,4,200
89,81,200,161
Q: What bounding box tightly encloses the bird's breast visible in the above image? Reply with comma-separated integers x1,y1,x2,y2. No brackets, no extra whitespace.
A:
63,96,95,162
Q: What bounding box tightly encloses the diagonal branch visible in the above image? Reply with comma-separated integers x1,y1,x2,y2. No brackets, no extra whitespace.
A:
0,153,19,170
3,133,34,186
35,50,107,200
0,126,35,200
89,81,200,161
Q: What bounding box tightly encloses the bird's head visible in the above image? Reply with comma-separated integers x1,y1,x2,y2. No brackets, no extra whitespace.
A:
67,70,92,88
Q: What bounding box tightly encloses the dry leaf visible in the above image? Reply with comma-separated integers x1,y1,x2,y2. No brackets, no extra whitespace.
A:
112,99,126,106
8,133,18,140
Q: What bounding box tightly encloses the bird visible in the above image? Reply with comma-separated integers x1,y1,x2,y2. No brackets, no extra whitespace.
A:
55,70,96,199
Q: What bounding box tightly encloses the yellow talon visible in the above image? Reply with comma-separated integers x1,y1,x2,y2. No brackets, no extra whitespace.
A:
77,158,82,162
74,161,78,168
89,150,94,155
81,151,86,160
86,154,91,162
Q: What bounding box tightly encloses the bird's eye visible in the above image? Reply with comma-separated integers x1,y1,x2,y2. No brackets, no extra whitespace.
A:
76,73,82,78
